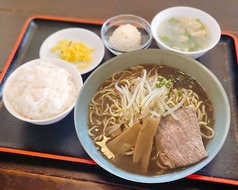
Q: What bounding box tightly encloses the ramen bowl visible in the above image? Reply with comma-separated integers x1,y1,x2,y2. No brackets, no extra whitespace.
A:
74,49,230,183
101,14,152,55
3,58,83,125
151,6,221,59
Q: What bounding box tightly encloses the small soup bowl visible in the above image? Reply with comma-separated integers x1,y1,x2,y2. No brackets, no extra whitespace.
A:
151,6,221,59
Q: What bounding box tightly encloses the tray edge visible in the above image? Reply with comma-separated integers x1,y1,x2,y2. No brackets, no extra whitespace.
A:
0,15,238,186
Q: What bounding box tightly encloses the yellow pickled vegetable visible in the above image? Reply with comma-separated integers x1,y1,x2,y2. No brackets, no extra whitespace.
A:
51,40,94,69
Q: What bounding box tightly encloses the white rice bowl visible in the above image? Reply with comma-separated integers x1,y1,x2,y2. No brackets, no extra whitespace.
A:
3,58,83,125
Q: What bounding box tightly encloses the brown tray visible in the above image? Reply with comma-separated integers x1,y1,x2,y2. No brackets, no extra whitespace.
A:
0,15,238,185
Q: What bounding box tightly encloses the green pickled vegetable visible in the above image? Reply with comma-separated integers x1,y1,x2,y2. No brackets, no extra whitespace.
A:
156,76,173,88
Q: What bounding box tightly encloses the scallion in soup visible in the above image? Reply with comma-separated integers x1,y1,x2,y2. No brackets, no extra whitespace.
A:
158,16,209,52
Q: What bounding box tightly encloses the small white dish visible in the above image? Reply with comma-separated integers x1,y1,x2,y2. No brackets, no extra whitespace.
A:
39,28,105,74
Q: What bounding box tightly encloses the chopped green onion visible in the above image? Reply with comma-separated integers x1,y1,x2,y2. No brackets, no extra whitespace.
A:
196,19,206,30
184,29,191,38
169,17,179,23
156,76,173,88
160,36,169,43
177,89,184,96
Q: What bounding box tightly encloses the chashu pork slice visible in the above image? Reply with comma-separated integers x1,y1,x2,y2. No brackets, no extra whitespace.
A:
155,105,208,168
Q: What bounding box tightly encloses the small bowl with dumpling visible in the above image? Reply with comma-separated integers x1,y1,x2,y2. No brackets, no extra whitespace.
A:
74,49,230,183
151,6,221,59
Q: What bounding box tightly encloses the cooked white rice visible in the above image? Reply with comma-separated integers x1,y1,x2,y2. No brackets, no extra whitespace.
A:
109,24,141,50
5,61,78,120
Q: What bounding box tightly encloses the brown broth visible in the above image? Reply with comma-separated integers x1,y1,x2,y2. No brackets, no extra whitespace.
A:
88,64,214,176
